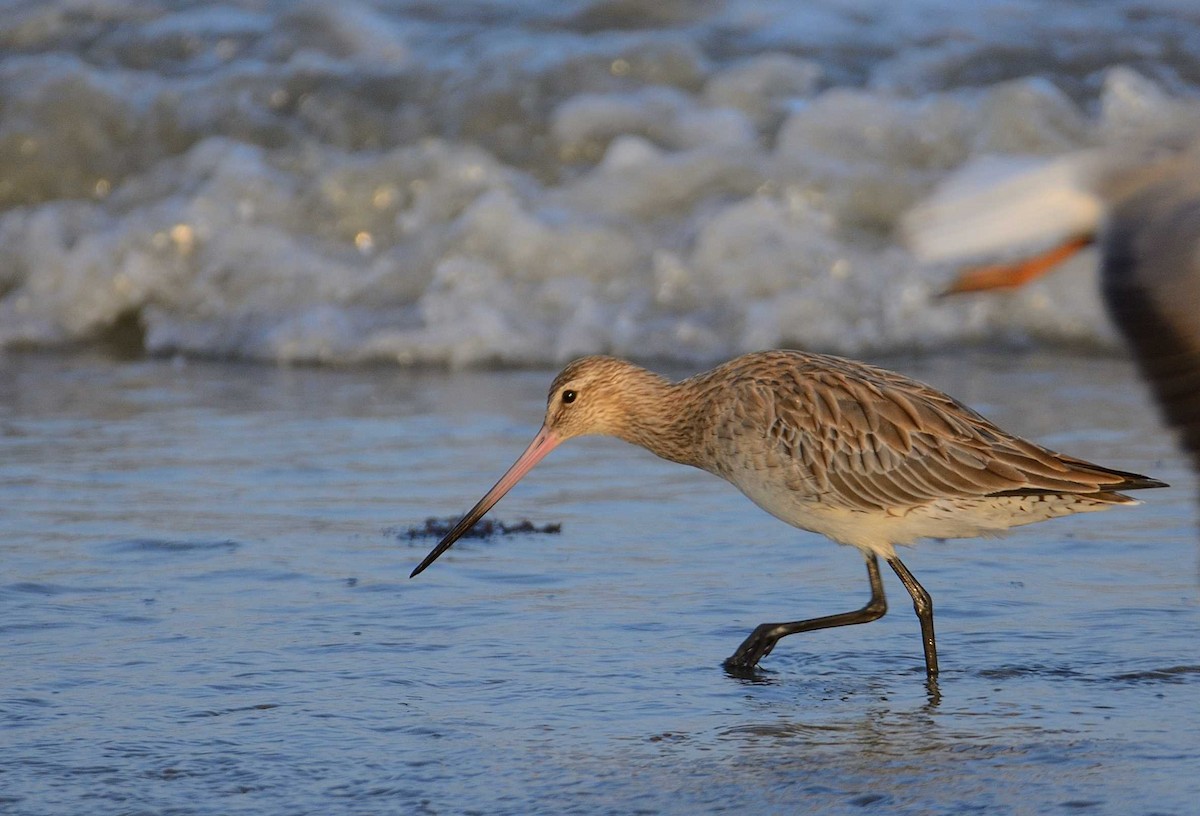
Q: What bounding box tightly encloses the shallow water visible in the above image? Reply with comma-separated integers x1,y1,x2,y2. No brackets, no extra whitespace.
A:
2,350,1198,815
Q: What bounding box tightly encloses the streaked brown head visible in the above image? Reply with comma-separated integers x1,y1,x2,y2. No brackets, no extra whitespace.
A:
542,355,671,444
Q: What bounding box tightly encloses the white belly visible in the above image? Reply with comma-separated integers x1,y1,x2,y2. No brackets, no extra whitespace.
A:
727,467,1120,560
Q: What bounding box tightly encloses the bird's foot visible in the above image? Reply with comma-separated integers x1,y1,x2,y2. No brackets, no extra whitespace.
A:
722,661,770,681
723,623,783,673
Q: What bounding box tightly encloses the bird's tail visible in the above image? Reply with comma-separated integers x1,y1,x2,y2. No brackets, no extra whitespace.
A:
992,458,1168,504
1074,461,1170,494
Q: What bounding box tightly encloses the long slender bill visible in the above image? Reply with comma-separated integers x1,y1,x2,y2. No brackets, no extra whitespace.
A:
410,425,562,577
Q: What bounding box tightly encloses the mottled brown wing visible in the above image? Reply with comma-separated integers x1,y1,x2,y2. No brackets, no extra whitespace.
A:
746,352,1158,511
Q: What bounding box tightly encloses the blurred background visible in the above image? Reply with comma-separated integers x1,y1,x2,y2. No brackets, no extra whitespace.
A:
2,0,1198,368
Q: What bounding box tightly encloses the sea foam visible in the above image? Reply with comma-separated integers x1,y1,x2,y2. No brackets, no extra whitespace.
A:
0,0,1192,365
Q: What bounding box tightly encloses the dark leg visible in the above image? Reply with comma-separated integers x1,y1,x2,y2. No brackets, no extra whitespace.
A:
723,554,888,671
887,556,938,677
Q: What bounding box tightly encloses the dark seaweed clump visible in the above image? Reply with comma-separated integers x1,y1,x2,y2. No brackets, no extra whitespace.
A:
395,517,562,540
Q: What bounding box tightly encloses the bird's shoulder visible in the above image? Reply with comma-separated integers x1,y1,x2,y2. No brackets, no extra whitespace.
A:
702,350,985,441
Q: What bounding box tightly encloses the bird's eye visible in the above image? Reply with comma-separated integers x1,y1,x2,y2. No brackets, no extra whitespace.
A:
561,389,577,404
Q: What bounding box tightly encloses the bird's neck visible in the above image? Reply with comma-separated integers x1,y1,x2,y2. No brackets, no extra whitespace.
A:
609,372,706,468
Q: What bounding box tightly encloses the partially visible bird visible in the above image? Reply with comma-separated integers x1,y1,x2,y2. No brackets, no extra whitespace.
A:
411,351,1166,676
904,137,1200,471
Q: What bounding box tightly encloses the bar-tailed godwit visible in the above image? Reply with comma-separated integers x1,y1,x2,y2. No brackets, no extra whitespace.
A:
411,350,1166,676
